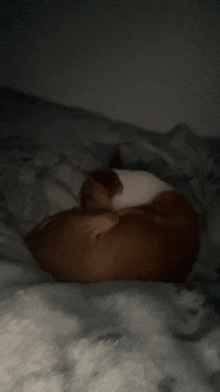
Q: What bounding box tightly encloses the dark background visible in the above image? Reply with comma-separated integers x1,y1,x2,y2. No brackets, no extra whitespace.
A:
2,0,220,136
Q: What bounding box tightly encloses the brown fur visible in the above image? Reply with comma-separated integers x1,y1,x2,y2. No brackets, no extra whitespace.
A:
24,189,200,284
80,169,123,210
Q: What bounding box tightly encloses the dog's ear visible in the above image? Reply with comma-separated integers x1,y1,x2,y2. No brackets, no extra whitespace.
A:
84,169,114,190
108,149,122,169
83,169,123,198
79,174,109,210
85,212,119,238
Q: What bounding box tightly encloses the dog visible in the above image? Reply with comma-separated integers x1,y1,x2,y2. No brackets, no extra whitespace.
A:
79,168,174,211
23,154,200,284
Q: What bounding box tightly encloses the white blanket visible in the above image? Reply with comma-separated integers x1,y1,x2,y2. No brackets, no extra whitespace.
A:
0,89,220,391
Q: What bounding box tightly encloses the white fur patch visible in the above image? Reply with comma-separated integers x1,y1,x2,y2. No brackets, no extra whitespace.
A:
113,169,173,208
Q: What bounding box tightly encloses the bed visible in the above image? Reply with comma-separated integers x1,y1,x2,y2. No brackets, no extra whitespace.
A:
1,87,220,391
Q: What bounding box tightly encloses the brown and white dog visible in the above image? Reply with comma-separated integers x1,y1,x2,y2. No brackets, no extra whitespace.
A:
80,168,173,211
24,158,200,284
